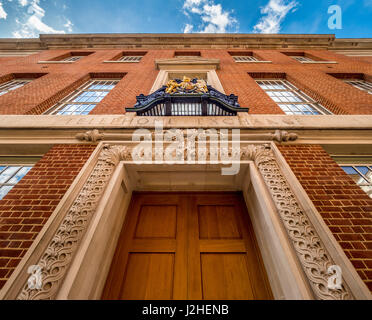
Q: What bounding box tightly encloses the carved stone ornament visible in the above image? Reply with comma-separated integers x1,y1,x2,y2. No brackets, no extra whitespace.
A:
75,129,298,143
17,145,131,300
17,144,352,300
241,145,352,300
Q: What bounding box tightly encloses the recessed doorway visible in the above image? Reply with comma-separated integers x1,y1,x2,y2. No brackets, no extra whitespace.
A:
102,192,273,300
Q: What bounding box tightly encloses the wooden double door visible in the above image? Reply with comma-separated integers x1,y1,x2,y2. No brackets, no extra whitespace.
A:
102,192,273,300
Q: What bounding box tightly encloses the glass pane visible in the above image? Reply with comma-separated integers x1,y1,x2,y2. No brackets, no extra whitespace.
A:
0,186,13,200
360,186,372,199
357,166,372,182
342,166,369,185
0,166,21,183
356,166,369,175
341,166,357,175
7,167,32,184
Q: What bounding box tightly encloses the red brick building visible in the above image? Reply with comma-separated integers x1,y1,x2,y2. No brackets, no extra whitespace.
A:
0,34,371,300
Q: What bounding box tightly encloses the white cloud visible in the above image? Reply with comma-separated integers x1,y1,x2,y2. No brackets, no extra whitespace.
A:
183,0,203,10
12,0,71,38
182,0,237,33
183,23,193,33
0,2,7,20
253,0,298,34
64,19,73,32
19,0,28,6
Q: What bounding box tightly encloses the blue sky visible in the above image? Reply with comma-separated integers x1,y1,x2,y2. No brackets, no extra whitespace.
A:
0,0,371,38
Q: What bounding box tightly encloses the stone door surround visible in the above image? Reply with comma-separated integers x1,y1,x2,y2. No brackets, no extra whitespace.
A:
0,142,371,300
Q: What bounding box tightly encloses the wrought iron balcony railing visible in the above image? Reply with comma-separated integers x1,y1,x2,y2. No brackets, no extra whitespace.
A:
126,78,249,116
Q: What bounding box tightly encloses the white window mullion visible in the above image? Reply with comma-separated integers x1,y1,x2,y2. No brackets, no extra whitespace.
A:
344,79,372,94
44,79,120,115
340,164,372,198
0,79,32,96
233,56,259,62
291,56,314,62
256,79,331,115
118,56,142,62
62,56,83,62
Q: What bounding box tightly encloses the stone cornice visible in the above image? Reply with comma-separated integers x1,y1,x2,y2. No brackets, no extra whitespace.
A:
0,34,371,51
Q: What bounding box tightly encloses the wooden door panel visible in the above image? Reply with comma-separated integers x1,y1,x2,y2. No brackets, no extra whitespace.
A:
102,193,273,300
201,253,254,300
121,253,175,300
190,194,273,300
135,205,177,239
102,194,187,300
198,205,242,239
199,240,247,252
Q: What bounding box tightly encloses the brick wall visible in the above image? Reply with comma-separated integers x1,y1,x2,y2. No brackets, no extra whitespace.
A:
278,144,372,292
0,49,371,115
0,144,96,289
354,56,372,64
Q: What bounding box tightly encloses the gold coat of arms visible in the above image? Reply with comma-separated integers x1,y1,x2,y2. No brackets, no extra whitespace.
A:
165,76,209,94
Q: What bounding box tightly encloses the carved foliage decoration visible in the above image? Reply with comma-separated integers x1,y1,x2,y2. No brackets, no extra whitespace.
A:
241,145,353,300
16,144,353,300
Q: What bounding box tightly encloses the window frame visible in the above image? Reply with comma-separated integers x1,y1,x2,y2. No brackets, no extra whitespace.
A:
233,56,259,62
339,164,372,198
230,53,271,64
44,78,120,115
256,79,332,115
344,79,372,94
0,164,33,200
61,56,84,62
116,56,143,62
0,79,32,96
291,56,314,63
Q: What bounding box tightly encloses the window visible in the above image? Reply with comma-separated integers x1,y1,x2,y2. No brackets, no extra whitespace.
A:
0,165,32,200
283,52,336,64
45,79,119,115
62,56,84,62
0,79,31,96
291,56,314,63
117,56,143,62
229,52,270,63
229,51,268,63
38,52,93,64
344,79,372,94
341,165,372,198
256,79,331,115
233,56,259,62
104,52,146,63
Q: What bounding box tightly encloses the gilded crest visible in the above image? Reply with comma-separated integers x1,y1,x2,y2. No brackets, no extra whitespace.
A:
165,76,208,94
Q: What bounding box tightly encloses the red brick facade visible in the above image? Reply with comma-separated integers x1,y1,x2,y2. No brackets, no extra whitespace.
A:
278,145,372,291
0,43,371,297
0,49,371,115
0,144,96,289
